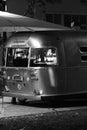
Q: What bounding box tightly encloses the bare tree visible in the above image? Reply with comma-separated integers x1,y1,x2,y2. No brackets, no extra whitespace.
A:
24,0,46,18
24,0,60,18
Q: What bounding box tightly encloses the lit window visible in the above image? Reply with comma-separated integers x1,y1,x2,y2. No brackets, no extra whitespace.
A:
64,14,87,30
30,47,58,67
6,48,29,67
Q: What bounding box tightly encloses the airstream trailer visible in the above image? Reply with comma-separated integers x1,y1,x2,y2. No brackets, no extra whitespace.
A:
0,30,87,103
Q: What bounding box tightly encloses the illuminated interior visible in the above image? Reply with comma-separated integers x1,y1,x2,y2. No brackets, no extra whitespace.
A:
30,47,57,67
6,48,29,67
5,47,57,67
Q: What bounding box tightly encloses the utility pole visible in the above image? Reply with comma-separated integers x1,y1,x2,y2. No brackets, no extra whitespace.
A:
0,0,7,42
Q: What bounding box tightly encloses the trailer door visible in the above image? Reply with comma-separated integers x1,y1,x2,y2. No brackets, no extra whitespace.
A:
29,47,58,96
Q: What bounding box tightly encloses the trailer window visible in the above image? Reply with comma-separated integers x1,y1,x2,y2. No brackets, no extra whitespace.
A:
6,48,29,67
30,47,58,67
80,46,87,62
81,55,87,62
80,47,87,53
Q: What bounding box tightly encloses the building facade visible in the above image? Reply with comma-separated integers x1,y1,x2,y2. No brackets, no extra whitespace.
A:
7,0,87,30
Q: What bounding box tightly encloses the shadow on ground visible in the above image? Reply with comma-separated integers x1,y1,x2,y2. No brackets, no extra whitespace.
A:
16,98,87,109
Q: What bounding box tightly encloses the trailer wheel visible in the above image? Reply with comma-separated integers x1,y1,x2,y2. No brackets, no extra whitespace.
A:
11,97,17,104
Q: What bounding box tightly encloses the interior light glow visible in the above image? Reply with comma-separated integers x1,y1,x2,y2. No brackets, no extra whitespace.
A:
29,37,42,48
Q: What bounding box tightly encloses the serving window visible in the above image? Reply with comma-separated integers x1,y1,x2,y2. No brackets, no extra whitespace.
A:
6,48,29,67
30,47,58,67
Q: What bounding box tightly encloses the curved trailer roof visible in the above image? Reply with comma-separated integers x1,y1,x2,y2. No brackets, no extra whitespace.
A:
0,11,72,32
